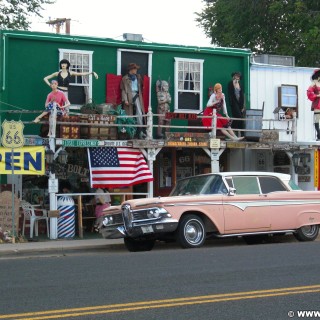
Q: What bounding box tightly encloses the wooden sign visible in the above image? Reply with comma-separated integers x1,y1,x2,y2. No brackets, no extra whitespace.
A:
298,176,311,183
80,114,117,140
0,191,20,233
165,132,210,147
59,116,80,139
165,112,198,120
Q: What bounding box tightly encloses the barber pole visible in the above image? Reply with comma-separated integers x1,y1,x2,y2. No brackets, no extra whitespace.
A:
57,196,75,238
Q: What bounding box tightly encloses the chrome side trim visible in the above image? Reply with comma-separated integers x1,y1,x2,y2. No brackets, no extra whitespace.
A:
166,202,223,207
214,229,296,238
165,200,320,211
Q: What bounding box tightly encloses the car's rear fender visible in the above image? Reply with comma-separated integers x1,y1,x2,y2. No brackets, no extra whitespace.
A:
297,211,320,228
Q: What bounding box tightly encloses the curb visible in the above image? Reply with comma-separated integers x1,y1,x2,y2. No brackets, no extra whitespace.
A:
0,239,124,257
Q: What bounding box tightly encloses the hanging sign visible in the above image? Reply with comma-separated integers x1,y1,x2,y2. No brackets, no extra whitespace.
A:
0,146,45,175
165,132,210,147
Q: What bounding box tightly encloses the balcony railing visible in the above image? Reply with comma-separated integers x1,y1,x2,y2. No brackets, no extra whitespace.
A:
4,107,297,144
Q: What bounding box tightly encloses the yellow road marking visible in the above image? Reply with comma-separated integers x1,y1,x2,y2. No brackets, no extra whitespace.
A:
1,284,320,319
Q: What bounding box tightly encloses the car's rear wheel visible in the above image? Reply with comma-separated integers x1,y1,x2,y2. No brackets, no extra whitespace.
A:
177,214,206,248
294,225,319,241
124,237,155,252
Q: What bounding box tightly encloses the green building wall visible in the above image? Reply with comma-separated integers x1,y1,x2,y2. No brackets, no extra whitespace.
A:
0,30,251,183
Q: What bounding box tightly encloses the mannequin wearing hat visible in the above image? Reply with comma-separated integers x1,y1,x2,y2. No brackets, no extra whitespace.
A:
307,69,320,141
44,59,98,99
227,71,245,136
120,63,146,139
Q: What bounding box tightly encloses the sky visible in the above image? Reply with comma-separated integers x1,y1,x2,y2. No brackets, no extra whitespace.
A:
30,0,212,47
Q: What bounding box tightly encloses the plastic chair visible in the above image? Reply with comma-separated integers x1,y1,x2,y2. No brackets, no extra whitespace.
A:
21,201,49,238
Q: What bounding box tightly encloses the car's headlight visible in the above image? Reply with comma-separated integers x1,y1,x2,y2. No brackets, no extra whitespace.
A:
102,216,114,226
147,208,160,218
146,208,168,219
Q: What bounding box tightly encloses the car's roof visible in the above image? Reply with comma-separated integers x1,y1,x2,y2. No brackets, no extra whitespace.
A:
183,172,291,180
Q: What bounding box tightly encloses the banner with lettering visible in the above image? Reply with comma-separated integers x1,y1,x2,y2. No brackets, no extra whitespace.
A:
0,146,45,175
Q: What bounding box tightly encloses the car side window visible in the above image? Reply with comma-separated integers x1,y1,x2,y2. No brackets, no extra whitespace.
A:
232,177,260,194
259,176,287,193
209,176,228,194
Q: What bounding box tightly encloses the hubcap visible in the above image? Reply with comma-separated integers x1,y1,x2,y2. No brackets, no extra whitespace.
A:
184,220,204,245
301,225,316,236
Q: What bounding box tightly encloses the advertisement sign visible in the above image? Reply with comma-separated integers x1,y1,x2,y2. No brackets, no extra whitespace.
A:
0,191,20,233
0,146,45,175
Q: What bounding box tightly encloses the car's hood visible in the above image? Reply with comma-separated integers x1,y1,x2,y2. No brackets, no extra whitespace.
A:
119,194,224,209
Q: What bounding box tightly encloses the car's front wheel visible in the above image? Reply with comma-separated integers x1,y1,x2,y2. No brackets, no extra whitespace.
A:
294,225,319,241
177,214,206,248
124,238,155,252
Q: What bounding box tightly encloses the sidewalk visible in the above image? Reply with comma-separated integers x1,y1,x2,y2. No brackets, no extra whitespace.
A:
0,237,124,257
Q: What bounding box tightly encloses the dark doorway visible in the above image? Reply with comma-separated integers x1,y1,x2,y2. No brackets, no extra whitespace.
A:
120,51,149,77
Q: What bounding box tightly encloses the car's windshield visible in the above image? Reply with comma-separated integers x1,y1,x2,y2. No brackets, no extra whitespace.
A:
170,175,227,196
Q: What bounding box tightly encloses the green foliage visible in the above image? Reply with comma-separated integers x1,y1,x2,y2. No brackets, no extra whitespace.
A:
196,0,320,66
115,105,137,139
80,101,98,114
0,0,55,30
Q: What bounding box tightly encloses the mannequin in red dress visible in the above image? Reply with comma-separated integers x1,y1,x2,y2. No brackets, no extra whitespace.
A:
307,69,320,140
202,83,244,141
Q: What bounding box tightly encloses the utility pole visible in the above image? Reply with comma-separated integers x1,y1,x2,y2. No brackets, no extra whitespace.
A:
46,18,71,34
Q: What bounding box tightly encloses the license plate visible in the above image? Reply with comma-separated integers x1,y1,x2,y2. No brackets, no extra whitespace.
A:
141,225,153,234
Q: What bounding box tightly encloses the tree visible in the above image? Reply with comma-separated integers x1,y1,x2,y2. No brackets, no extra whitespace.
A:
196,0,320,67
0,0,55,31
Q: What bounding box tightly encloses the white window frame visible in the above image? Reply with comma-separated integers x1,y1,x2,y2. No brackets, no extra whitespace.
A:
59,48,94,105
174,57,204,113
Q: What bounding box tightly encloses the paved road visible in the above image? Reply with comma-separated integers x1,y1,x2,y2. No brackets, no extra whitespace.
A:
0,237,319,320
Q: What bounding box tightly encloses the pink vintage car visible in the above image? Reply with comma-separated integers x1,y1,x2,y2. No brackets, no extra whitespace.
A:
97,172,320,251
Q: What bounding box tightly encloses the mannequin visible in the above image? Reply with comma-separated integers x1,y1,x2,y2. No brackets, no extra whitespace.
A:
120,63,146,139
203,83,244,141
307,69,320,140
227,71,245,135
33,80,70,137
156,79,171,138
44,59,98,99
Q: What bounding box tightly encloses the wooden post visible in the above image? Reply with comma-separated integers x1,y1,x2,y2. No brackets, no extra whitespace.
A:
77,195,83,238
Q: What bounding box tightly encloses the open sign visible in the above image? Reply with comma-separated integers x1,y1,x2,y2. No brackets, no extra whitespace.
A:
0,146,45,175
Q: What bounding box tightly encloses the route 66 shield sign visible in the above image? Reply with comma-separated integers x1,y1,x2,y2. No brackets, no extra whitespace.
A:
1,120,25,148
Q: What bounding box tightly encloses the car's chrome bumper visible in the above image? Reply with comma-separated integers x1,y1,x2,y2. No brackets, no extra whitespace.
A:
100,225,126,239
100,218,179,239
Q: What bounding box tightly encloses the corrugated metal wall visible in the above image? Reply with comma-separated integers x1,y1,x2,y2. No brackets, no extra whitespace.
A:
250,64,315,142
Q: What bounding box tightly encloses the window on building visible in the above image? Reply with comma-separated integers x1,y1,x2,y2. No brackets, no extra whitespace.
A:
174,58,204,113
59,49,94,105
278,84,298,117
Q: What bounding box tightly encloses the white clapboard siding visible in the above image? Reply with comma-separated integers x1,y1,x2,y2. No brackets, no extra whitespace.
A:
250,63,315,142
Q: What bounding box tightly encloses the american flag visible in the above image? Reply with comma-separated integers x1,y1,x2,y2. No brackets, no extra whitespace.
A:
87,147,154,188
